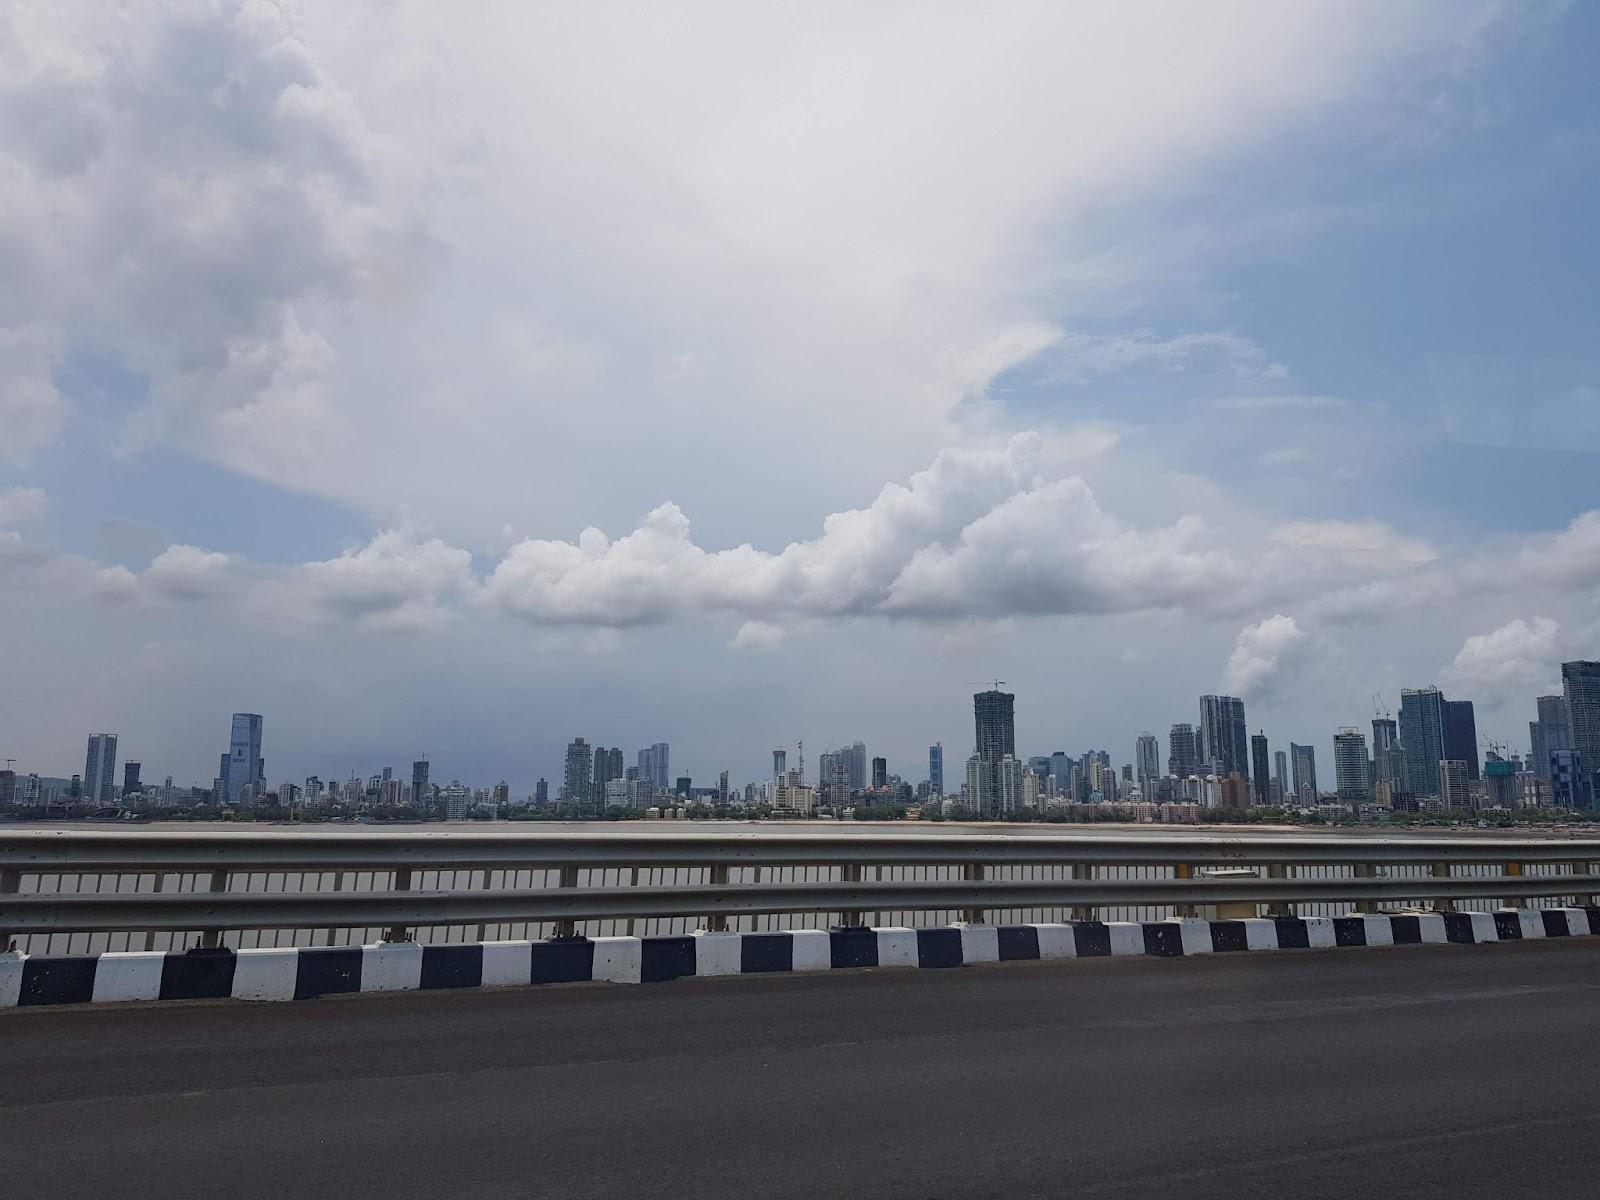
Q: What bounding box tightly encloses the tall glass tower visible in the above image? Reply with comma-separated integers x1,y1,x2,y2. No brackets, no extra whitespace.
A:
1562,662,1600,808
1399,688,1445,799
219,714,264,805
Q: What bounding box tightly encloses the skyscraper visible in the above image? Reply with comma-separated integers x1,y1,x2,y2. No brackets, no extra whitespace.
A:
772,749,787,779
1135,733,1159,793
562,738,592,804
1250,732,1271,805
1333,728,1371,808
1371,717,1400,797
1399,687,1446,799
1273,749,1288,801
1444,699,1480,781
971,688,1016,815
871,756,887,789
1167,723,1201,778
637,743,670,791
928,743,944,794
1290,742,1318,803
83,734,118,807
122,761,141,799
1198,695,1248,777
1562,661,1600,806
1529,694,1572,783
218,714,265,805
411,759,430,808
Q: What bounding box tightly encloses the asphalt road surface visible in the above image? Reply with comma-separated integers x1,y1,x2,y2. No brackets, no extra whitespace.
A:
5,940,1599,1199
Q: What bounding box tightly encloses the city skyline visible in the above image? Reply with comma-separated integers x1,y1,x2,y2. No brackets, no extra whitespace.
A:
8,667,1593,811
2,6,1599,803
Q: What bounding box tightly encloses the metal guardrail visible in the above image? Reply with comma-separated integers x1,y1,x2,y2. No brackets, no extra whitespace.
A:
2,829,1598,948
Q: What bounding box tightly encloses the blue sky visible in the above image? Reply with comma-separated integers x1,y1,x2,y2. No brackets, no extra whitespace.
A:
2,1,1599,791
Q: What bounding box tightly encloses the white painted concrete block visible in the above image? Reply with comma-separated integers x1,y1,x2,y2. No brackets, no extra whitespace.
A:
0,953,27,1007
361,942,424,992
479,940,533,987
1029,923,1076,959
789,929,832,972
875,927,918,969
1362,915,1394,947
956,923,999,964
1170,919,1212,956
692,931,744,977
1105,922,1145,956
1513,909,1545,939
91,951,166,1003
1303,917,1338,948
231,948,299,1001
1557,907,1593,936
1415,914,1448,944
1241,919,1279,950
590,936,642,984
1467,911,1499,942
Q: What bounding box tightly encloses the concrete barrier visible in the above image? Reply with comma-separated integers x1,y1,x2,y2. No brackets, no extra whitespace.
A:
2,907,1595,1009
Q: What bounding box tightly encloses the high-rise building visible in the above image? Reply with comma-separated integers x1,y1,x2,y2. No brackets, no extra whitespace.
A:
1168,723,1201,778
718,769,729,804
1273,749,1289,802
218,714,265,806
1443,699,1480,781
1562,661,1600,807
1371,717,1400,797
592,746,624,807
121,760,141,799
411,759,430,808
1399,687,1446,799
1135,733,1159,792
1198,695,1248,777
1551,749,1589,810
83,734,118,807
1049,751,1071,795
0,769,15,807
1250,732,1271,806
871,756,887,789
928,743,944,794
534,778,549,807
970,689,1016,816
562,738,592,803
1440,759,1471,810
1333,728,1371,808
1290,743,1318,803
638,743,671,791
772,749,787,779
1530,694,1573,784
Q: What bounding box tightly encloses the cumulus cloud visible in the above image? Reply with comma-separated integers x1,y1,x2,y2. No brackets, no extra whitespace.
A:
1441,617,1562,703
0,0,428,471
481,435,1245,628
1221,614,1310,702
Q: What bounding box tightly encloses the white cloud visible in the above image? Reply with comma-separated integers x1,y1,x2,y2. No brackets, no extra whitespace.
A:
1441,617,1562,703
1221,614,1309,702
0,486,48,529
1271,519,1438,567
1050,330,1286,384
730,621,785,651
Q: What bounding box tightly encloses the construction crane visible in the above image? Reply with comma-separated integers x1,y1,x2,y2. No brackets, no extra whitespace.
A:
1371,694,1391,721
967,680,1009,692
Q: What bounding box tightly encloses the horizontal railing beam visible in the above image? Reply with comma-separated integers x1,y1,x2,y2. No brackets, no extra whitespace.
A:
3,875,1596,935
4,830,1600,873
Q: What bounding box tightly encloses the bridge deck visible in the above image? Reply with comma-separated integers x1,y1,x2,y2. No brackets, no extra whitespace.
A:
4,940,1597,1199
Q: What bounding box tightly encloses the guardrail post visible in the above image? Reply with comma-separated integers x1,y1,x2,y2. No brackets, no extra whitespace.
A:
1,868,19,954
1353,863,1377,914
142,872,164,952
1575,861,1595,909
961,863,986,924
200,869,228,949
1071,863,1094,923
706,864,730,932
1505,861,1524,909
1266,863,1291,917
839,863,865,928
381,867,413,943
1431,862,1454,912
1173,864,1195,918
554,865,580,939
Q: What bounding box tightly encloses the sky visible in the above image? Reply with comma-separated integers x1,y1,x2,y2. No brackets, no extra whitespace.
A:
3,1,1599,793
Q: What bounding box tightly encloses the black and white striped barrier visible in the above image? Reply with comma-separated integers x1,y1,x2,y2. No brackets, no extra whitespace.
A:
3,908,1596,1008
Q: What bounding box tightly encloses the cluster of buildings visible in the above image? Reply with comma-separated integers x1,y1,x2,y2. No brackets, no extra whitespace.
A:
5,660,1600,822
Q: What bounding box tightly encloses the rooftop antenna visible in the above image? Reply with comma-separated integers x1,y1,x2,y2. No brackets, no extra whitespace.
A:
797,740,804,784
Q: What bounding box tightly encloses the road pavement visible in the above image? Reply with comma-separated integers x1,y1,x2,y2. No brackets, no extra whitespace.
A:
4,939,1598,1199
